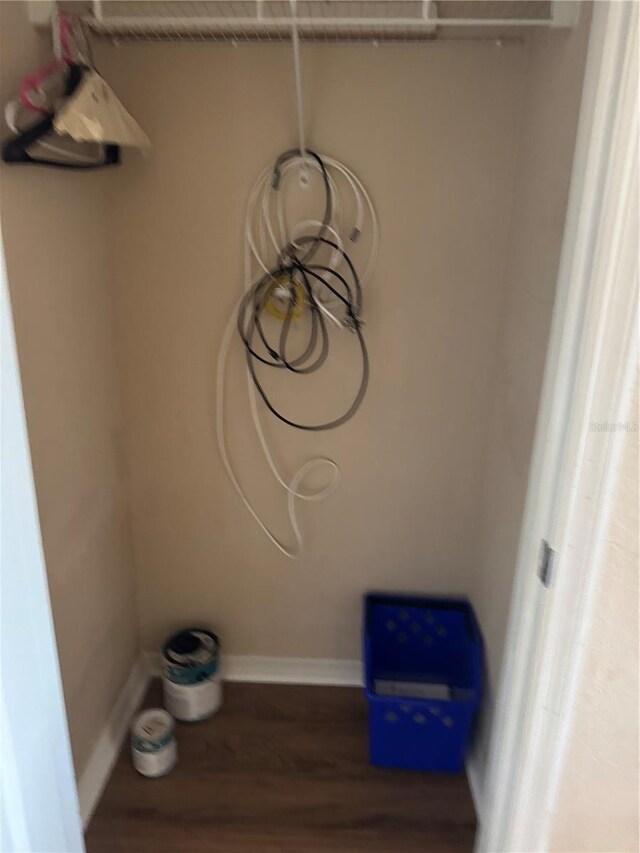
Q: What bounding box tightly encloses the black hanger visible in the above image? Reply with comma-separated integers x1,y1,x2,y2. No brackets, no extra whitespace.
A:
2,64,120,169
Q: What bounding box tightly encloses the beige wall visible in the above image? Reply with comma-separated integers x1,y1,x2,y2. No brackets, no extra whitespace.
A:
550,378,639,853
96,38,530,656
0,3,139,776
470,4,591,776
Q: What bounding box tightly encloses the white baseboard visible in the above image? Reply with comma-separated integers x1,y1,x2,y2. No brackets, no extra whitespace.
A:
466,752,484,822
146,651,363,687
464,691,493,822
77,655,150,828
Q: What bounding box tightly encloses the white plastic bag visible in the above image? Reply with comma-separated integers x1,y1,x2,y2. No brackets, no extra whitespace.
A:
54,70,150,148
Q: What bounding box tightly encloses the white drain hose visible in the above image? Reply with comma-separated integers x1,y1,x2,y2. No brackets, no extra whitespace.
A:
217,152,378,558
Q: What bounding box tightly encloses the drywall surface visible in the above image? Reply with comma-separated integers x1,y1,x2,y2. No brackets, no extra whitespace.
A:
0,3,139,777
550,378,639,853
97,38,528,655
469,3,591,778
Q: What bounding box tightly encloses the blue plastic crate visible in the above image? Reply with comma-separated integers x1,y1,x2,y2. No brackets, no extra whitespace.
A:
363,593,483,773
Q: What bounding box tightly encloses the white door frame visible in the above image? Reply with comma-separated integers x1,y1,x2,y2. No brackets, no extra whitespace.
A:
0,243,84,849
477,2,638,851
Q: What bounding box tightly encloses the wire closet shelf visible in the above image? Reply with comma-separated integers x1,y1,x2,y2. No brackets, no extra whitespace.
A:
82,1,578,43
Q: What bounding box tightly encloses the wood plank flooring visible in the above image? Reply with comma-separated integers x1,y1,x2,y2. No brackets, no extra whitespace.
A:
86,682,476,853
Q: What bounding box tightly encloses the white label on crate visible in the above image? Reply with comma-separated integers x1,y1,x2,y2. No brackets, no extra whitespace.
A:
163,676,222,722
374,680,452,700
132,739,177,778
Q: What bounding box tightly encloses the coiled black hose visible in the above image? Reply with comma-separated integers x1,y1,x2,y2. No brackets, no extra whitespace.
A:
237,152,369,431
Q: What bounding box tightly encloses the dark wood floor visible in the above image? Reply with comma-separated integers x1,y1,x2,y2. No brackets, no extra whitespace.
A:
86,682,476,853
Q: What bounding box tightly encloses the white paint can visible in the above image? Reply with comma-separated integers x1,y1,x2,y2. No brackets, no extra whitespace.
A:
131,708,177,778
162,628,222,722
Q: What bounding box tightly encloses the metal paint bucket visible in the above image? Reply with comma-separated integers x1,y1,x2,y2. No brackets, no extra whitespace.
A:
162,628,222,722
131,708,177,777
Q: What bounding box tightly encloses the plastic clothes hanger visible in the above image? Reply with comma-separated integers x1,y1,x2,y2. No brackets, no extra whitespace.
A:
19,11,73,115
5,81,105,166
3,9,118,168
2,64,120,169
37,7,150,149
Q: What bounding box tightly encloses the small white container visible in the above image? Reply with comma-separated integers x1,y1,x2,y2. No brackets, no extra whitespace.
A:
162,628,222,722
163,673,222,722
131,708,177,778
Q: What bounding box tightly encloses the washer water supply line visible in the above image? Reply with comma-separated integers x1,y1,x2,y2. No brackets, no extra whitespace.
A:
217,1,378,558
